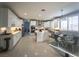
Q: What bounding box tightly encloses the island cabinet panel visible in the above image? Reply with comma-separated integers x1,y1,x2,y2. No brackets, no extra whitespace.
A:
9,31,22,49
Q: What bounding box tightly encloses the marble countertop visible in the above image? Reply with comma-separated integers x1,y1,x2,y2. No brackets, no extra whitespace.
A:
0,31,21,39
11,31,21,35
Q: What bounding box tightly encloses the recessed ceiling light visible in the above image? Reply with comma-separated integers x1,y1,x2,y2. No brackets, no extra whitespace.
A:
41,9,46,11
38,14,42,17
24,13,27,16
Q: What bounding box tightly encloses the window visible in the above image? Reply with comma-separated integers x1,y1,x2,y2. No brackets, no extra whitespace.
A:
50,19,60,29
53,19,60,29
44,21,50,28
50,21,54,29
60,18,67,30
53,20,58,28
57,19,60,29
30,21,36,26
68,16,78,31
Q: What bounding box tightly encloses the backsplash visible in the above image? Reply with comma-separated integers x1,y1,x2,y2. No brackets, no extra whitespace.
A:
0,27,22,34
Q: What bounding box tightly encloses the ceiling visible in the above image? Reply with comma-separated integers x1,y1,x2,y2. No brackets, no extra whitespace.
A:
1,2,79,20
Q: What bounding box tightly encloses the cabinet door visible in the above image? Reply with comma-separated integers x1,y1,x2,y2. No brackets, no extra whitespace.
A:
13,34,17,46
8,9,15,27
0,8,8,27
2,8,8,27
0,8,3,27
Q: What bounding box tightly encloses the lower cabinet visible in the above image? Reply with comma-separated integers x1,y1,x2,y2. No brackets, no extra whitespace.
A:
9,31,22,49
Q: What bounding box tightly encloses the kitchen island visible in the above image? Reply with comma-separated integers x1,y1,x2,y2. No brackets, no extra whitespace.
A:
35,27,49,42
0,31,22,51
0,34,12,52
9,31,22,49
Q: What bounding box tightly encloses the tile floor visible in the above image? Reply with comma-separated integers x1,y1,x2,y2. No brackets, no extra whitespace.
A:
0,34,62,57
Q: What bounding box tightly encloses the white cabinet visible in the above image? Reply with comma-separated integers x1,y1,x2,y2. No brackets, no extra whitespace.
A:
8,9,21,27
13,32,21,46
8,9,23,27
0,8,8,27
9,31,22,49
8,9,15,27
0,8,23,27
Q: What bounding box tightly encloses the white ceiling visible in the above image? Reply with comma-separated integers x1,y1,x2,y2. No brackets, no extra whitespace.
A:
1,2,79,20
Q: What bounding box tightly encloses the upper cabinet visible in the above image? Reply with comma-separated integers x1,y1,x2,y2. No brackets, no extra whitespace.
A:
0,8,8,27
0,8,23,27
